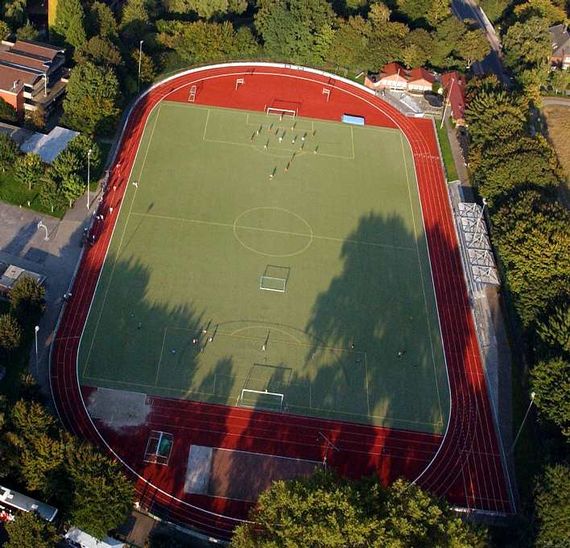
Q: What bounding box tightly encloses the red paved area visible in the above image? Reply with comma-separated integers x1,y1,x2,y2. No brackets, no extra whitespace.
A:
51,64,513,539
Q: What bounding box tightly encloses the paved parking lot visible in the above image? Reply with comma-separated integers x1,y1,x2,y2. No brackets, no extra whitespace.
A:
0,197,99,394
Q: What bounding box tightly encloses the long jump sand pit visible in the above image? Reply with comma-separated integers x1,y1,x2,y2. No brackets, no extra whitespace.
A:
185,445,321,501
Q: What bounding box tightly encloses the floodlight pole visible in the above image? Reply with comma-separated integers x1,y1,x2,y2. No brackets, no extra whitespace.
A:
440,77,455,129
34,325,39,372
87,148,92,209
511,392,536,453
138,40,144,92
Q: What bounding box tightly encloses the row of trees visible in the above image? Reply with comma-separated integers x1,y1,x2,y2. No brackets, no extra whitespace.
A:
465,73,569,545
51,0,491,136
232,470,486,547
499,0,569,98
0,277,134,544
0,133,101,212
0,396,135,544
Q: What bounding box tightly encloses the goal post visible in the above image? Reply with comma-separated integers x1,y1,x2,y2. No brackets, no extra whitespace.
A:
239,388,284,411
266,107,297,118
260,275,287,293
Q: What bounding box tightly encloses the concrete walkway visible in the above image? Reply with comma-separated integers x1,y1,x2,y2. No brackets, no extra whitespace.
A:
0,191,101,397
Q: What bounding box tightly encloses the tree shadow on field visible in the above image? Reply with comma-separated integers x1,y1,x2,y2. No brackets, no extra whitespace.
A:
299,212,446,433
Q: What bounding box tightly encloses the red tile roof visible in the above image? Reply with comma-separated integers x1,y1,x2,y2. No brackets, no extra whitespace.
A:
442,72,467,121
408,67,435,84
381,62,407,77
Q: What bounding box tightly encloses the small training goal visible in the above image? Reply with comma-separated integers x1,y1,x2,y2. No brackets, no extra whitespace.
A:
260,265,290,293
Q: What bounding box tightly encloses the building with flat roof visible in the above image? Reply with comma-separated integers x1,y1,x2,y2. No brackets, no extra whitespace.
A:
0,39,66,116
0,484,58,522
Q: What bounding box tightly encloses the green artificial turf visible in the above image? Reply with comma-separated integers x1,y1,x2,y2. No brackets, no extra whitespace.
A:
78,103,449,433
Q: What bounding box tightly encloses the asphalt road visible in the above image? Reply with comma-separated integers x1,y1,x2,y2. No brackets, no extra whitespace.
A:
451,0,511,85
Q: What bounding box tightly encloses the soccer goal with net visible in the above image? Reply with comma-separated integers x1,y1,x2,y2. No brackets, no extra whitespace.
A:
266,107,297,118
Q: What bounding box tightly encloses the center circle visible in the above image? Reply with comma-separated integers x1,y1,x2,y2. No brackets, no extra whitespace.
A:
233,207,314,257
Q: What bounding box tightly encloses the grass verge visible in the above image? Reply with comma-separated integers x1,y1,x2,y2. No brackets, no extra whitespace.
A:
0,169,65,219
436,123,459,182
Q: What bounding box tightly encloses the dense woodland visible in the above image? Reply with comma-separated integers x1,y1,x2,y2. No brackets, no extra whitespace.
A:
0,0,569,545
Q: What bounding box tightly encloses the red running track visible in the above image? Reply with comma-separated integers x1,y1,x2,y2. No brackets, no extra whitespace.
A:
50,64,513,538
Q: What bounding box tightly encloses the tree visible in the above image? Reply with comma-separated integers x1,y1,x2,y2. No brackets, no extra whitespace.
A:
492,190,570,326
0,96,18,123
60,173,86,208
4,400,65,493
326,16,370,71
4,511,59,548
0,20,10,40
16,22,40,41
9,275,45,323
121,0,155,44
0,314,22,352
465,90,527,145
157,20,258,64
255,0,336,65
54,0,87,47
479,0,509,23
531,358,570,435
66,442,135,539
74,36,123,67
89,1,119,41
131,49,156,84
233,471,486,547
473,147,559,203
548,69,570,94
14,153,45,190
63,62,121,135
66,134,102,179
534,464,570,546
514,0,567,25
165,0,247,18
402,28,434,68
537,304,570,355
431,16,465,68
503,16,551,98
0,133,19,173
457,28,490,68
38,171,66,213
3,0,27,28
52,148,82,181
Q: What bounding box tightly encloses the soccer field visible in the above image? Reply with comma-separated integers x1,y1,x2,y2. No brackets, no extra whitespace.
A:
78,102,449,433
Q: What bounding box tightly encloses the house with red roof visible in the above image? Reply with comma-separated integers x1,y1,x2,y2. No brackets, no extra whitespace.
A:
407,67,436,93
365,63,437,93
0,39,66,118
441,71,467,126
365,62,408,91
